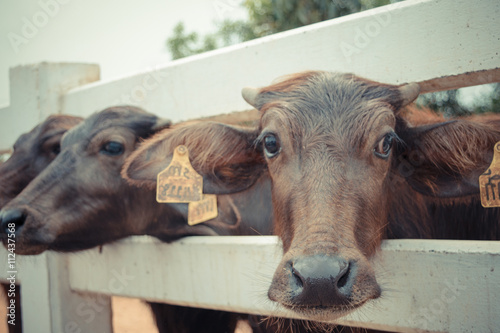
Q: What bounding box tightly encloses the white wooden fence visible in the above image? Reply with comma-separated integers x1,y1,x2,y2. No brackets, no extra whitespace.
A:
0,0,499,331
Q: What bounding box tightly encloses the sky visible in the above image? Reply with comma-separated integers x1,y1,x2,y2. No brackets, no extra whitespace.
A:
0,0,247,108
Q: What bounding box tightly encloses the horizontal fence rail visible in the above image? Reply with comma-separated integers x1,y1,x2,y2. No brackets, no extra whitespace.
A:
1,238,498,332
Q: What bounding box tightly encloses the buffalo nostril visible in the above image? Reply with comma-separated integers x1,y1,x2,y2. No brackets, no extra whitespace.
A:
336,263,351,289
290,264,305,289
288,255,356,306
0,209,27,235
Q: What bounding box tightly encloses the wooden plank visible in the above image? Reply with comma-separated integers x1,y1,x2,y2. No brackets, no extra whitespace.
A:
45,253,113,333
62,0,500,122
0,250,53,332
68,237,500,333
0,248,113,333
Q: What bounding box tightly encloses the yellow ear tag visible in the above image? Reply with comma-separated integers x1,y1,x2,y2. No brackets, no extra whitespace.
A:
156,145,219,224
157,145,203,203
188,194,219,225
479,142,500,208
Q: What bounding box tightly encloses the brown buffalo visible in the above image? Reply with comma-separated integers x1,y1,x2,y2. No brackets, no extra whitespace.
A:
240,72,499,321
123,71,500,326
124,119,380,333
0,106,273,333
0,114,82,333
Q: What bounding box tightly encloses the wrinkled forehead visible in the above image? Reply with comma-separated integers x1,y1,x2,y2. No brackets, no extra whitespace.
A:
61,121,92,148
61,112,122,148
34,116,80,142
259,76,396,143
61,108,155,149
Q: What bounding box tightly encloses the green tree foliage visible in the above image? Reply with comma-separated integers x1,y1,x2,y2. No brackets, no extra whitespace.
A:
417,89,471,117
166,23,218,60
417,84,500,117
166,0,392,60
166,0,499,115
476,84,500,114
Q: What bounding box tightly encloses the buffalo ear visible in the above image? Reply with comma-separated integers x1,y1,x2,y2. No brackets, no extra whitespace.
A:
395,119,500,197
122,122,266,194
152,118,172,132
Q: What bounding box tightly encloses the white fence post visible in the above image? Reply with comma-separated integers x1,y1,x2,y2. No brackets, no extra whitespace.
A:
0,62,112,332
25,252,113,333
0,62,100,151
1,248,114,333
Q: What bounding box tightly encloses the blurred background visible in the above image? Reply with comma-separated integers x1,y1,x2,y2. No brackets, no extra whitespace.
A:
0,0,498,117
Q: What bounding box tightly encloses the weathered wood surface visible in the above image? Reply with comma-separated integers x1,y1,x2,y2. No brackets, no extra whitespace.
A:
66,237,500,333
0,250,112,333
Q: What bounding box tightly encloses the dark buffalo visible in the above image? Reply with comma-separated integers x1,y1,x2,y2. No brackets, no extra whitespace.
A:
0,114,82,333
0,115,83,208
0,106,273,333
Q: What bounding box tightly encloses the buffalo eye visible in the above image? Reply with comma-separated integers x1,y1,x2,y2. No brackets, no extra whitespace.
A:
263,134,281,158
101,141,124,156
51,144,60,155
374,132,395,159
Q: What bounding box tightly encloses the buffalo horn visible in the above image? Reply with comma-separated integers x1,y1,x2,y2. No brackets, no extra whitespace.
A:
398,82,420,107
241,87,259,108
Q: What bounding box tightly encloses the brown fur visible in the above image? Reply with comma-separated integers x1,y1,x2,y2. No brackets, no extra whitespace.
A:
256,72,500,322
123,117,379,333
202,109,261,127
260,72,319,96
254,72,500,319
141,71,499,332
123,121,266,194
401,104,444,125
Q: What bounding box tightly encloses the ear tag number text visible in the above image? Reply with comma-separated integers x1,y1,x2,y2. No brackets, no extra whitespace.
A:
480,142,500,208
188,194,218,225
156,145,219,224
157,145,203,203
